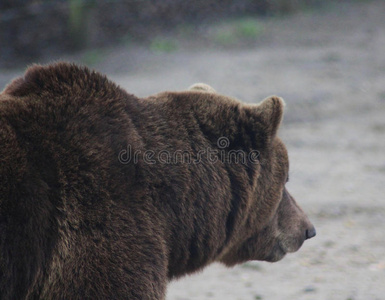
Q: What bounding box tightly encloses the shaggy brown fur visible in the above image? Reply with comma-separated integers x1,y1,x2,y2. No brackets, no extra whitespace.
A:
0,63,315,299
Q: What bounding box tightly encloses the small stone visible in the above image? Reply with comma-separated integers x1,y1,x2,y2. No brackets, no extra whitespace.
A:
303,285,317,293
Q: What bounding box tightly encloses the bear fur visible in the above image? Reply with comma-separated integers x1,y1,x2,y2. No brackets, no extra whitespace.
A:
0,62,315,300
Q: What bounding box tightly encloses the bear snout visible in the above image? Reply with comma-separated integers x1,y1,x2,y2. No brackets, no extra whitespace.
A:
274,212,315,257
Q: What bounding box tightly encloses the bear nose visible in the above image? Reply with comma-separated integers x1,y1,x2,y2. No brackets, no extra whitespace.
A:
305,226,316,240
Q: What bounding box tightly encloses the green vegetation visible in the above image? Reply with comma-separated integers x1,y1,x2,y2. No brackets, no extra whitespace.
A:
150,38,178,53
211,17,265,46
236,19,264,38
68,0,94,49
81,49,105,66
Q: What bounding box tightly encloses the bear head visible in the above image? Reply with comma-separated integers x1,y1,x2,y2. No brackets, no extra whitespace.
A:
186,84,316,265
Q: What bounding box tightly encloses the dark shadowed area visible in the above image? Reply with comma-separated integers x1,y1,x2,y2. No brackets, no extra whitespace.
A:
1,0,384,299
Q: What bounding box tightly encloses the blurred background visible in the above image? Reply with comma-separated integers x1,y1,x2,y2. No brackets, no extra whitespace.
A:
1,1,384,299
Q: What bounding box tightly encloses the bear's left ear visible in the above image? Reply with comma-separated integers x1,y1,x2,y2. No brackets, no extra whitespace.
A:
188,83,216,93
245,96,285,139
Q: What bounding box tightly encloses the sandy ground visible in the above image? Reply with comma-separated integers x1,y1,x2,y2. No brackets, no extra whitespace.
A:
1,1,385,299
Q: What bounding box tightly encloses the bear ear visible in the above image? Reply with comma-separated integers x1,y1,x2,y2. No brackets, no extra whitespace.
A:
188,83,216,93
246,95,285,139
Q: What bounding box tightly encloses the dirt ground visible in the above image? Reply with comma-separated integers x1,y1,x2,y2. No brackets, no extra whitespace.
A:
1,1,385,299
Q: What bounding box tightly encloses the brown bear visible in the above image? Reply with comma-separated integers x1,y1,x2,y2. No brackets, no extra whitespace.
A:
0,62,315,300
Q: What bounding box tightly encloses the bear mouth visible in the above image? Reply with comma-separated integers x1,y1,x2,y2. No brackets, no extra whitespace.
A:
265,242,287,262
